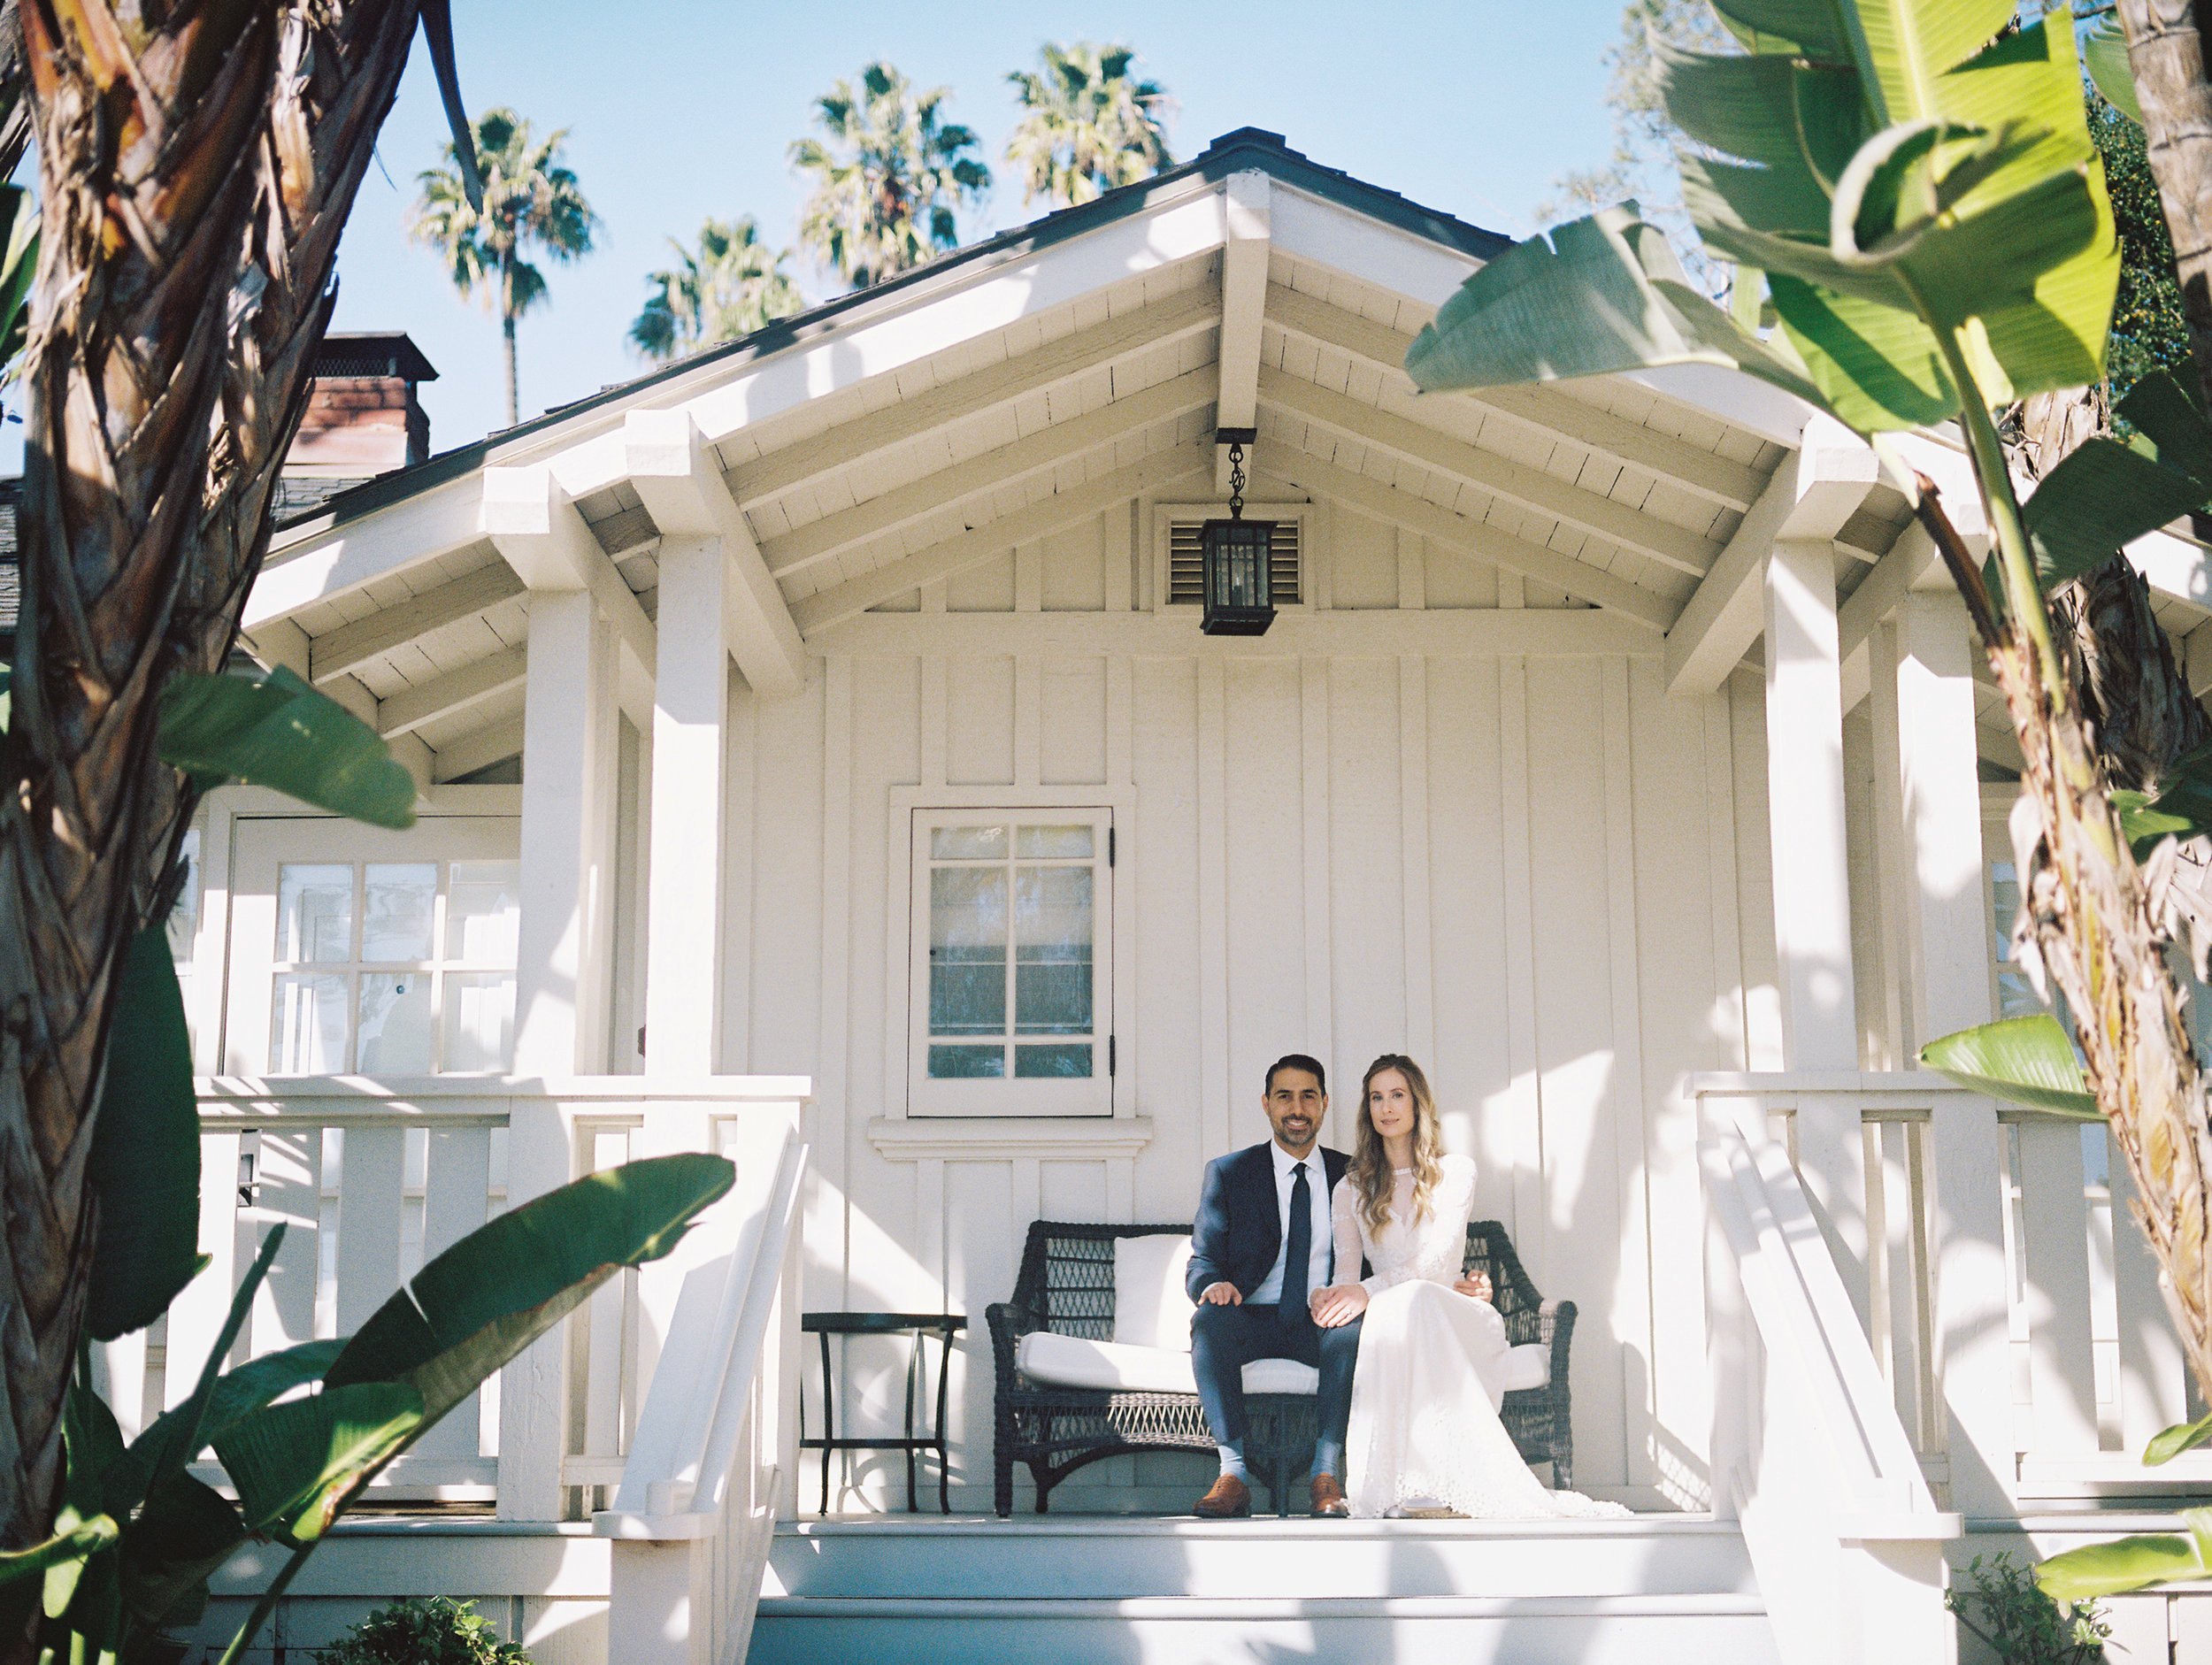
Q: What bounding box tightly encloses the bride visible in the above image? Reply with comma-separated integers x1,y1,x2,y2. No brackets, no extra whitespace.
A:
1309,1054,1630,1521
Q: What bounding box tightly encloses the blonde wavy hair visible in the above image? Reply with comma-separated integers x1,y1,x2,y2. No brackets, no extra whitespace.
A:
1348,1054,1444,1235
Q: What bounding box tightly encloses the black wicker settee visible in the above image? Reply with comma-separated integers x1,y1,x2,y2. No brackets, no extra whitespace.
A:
987,1218,1577,1517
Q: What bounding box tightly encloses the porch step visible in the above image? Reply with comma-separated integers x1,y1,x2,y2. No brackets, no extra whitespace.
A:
752,1516,1778,1664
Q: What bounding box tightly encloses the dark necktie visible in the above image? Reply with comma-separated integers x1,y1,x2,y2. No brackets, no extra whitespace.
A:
1281,1161,1313,1327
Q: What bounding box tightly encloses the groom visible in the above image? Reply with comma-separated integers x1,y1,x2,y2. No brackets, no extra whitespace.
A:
1186,1053,1360,1520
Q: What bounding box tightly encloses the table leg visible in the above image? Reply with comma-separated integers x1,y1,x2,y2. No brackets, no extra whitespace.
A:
818,1331,835,1517
935,1329,955,1515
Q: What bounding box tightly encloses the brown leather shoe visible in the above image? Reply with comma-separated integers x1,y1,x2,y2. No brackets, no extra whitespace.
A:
1310,1473,1350,1518
1194,1473,1252,1518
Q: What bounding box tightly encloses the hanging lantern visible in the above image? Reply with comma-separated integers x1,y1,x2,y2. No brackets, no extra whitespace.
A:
1200,429,1276,636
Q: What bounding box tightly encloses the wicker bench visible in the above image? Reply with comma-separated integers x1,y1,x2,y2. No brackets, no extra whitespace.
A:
986,1217,1577,1516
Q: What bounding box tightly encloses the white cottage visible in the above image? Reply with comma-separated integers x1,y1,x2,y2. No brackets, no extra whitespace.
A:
142,129,2212,1664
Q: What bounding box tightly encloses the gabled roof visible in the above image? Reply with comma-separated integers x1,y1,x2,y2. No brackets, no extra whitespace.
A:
280,129,1512,542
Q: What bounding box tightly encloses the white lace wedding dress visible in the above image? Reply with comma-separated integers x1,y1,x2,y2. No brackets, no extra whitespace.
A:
1332,1152,1630,1520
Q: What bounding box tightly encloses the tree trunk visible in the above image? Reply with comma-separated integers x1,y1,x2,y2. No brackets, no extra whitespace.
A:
0,0,425,1578
2116,0,2212,408
503,304,519,427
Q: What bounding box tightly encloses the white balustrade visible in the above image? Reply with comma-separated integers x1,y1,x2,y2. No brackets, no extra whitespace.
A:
98,1074,810,1523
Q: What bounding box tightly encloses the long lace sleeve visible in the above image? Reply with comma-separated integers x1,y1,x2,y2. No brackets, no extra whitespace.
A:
1362,1155,1479,1293
1331,1178,1363,1292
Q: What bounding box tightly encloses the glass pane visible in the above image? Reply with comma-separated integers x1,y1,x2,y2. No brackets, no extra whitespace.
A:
928,1044,1006,1078
167,828,202,969
443,971,517,1071
931,824,1008,860
271,973,350,1072
447,861,521,964
929,866,1006,1037
1015,824,1093,859
1015,865,1093,1034
357,972,433,1073
362,863,436,962
1016,1043,1093,1078
278,864,354,963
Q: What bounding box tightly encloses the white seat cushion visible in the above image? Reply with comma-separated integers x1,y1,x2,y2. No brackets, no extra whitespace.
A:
1016,1331,1318,1396
1499,1342,1550,1393
1113,1234,1197,1350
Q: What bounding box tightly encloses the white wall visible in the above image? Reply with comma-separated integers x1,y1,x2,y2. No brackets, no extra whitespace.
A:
719,488,1778,1512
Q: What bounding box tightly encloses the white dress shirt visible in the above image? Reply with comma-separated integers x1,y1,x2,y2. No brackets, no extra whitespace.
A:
1248,1139,1335,1307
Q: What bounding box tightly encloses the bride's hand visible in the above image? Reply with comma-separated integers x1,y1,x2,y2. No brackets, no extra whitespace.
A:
1310,1284,1369,1327
1453,1269,1494,1303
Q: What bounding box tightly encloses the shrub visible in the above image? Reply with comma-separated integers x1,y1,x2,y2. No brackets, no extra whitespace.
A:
312,1598,532,1665
1946,1554,2109,1665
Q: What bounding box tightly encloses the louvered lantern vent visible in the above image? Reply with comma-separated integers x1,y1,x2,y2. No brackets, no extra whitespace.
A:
1167,518,1300,606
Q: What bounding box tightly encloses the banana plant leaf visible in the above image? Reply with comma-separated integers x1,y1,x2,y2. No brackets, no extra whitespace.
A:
87,927,208,1341
118,1475,244,1633
2039,1509,2212,1603
0,183,35,379
1919,1015,2100,1118
2021,369,2212,589
2085,15,2145,127
158,665,417,830
2146,1411,2212,1467
323,1154,734,1463
212,1382,424,1544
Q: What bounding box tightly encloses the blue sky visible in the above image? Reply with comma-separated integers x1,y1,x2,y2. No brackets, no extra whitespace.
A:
22,3,1635,467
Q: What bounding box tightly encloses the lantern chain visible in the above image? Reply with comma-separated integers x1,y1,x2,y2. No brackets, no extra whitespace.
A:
1227,440,1248,520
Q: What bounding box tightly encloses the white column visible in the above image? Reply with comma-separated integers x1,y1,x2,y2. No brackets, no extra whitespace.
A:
1763,539,1870,1326
1893,590,2027,1515
514,589,620,1074
642,535,729,1077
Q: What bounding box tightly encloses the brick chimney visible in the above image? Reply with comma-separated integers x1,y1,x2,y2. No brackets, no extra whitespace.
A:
288,331,438,477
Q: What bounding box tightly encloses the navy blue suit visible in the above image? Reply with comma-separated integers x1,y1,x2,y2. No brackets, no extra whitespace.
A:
1187,1141,1361,1479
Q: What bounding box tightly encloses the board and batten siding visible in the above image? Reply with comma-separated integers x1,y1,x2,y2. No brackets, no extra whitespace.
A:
725,487,1780,1512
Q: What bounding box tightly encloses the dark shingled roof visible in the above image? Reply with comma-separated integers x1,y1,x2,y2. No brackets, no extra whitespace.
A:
273,128,1510,546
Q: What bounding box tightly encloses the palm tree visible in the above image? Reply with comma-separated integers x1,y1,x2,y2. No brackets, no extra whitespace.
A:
410,107,599,426
630,215,803,362
789,62,990,290
1005,42,1172,209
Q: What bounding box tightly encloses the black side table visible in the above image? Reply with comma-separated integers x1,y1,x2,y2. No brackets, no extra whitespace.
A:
800,1311,966,1514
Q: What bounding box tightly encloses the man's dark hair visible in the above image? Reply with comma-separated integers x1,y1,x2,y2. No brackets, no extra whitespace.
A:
1264,1053,1327,1095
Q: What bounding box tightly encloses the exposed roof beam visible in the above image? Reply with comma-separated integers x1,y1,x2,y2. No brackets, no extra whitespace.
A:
1263,283,1767,514
625,410,807,698
792,441,1211,635
1838,524,1953,713
1663,415,1881,694
430,715,527,785
481,467,657,731
1268,448,1674,631
249,479,489,629
727,284,1220,510
1261,365,1720,578
379,646,528,740
761,366,1216,579
308,563,526,686
1217,170,1270,493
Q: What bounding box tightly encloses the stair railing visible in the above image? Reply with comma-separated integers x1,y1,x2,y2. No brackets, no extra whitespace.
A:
1702,1095,1962,1665
595,1124,807,1665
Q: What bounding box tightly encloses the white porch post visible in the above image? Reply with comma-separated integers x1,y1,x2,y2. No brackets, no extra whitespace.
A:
1890,592,2020,1516
641,535,730,1077
1763,538,1869,1311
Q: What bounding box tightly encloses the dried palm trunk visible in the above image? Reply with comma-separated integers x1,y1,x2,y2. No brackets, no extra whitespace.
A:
0,0,422,1565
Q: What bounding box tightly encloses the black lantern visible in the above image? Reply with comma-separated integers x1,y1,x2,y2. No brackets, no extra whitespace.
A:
1200,429,1276,635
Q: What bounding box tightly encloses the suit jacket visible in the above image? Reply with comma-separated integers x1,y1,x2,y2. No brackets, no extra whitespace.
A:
1186,1140,1350,1304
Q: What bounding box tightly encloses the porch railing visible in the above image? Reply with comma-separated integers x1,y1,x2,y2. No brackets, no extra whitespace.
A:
1694,1071,2208,1508
98,1074,810,1522
1700,1093,1960,1665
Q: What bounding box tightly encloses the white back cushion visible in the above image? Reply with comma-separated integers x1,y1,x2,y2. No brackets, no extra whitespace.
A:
1113,1233,1196,1351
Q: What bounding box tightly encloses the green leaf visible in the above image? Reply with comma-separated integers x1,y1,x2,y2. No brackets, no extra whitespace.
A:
87,927,207,1341
0,1519,118,1592
2024,437,2208,588
212,1383,424,1543
2113,787,2199,856
1770,273,1958,429
1920,1016,2101,1118
109,1226,285,1515
2085,16,2144,127
0,184,38,376
1708,0,1852,58
1846,0,2013,127
158,665,417,830
2039,1527,2212,1604
2146,1412,2212,1466
203,1339,347,1442
323,1155,733,1465
118,1474,244,1632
